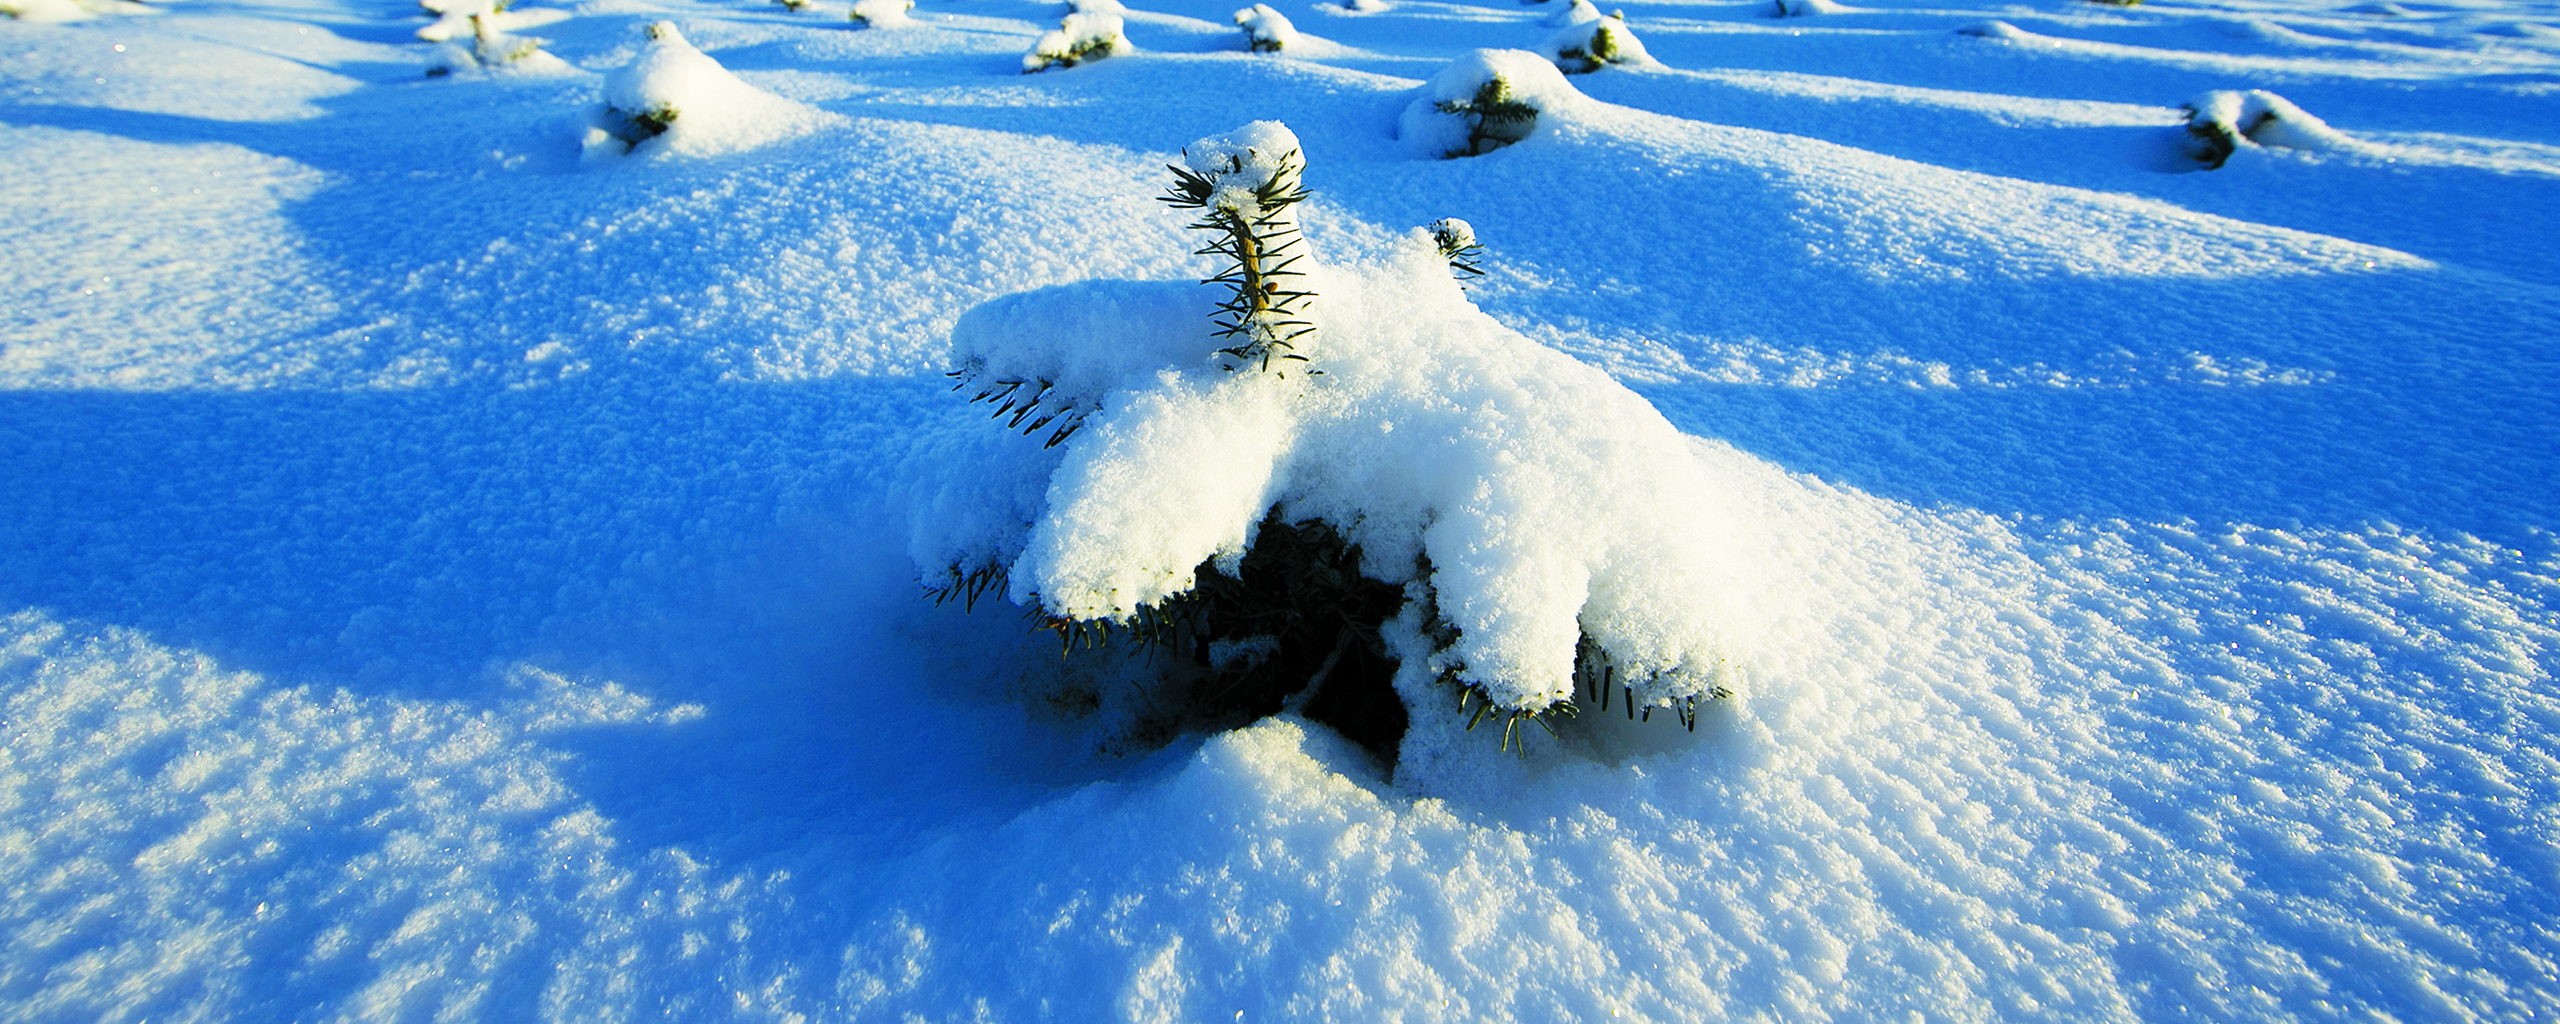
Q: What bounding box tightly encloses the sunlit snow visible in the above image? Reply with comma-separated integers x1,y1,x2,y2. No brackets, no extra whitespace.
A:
4,0,2556,1019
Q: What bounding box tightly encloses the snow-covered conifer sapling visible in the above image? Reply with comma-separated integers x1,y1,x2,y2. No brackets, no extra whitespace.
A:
427,9,571,76
1770,0,1846,16
849,0,913,28
1234,3,1297,52
2181,89,2346,169
1546,8,1651,72
1022,12,1126,72
417,0,568,44
1403,51,1577,158
916,121,1758,772
582,22,829,160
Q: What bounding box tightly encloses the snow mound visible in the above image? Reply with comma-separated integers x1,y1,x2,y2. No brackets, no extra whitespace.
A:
1957,18,2029,40
2182,89,2355,169
915,122,1761,722
1399,49,1588,158
584,22,833,160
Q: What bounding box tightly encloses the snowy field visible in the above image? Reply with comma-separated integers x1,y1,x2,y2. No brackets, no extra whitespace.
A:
5,0,2559,1017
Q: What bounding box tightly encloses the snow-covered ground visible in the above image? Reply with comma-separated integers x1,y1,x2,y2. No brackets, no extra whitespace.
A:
5,0,2557,1017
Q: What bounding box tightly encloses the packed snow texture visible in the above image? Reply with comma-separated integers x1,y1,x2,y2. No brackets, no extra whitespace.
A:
7,0,2560,1019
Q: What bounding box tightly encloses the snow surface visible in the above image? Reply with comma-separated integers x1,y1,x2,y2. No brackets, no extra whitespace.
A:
5,0,2560,1019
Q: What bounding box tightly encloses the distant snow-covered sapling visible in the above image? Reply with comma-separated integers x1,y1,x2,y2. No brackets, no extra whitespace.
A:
849,0,913,27
1022,12,1126,71
1546,9,1651,72
582,21,827,159
1404,51,1571,157
427,9,572,76
1431,218,1485,283
417,0,568,42
1234,4,1297,52
2181,89,2346,169
590,22,690,150
1770,0,1845,16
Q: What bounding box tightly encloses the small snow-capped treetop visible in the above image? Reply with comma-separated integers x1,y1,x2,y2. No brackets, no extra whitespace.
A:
1234,4,1297,52
849,0,913,27
916,121,1760,744
1956,18,2028,39
584,21,832,160
1545,11,1652,73
1162,121,1316,373
1400,49,1584,159
1770,0,1846,15
2182,89,2355,169
1340,0,1387,12
1429,217,1484,281
1023,11,1126,72
1543,0,1600,28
